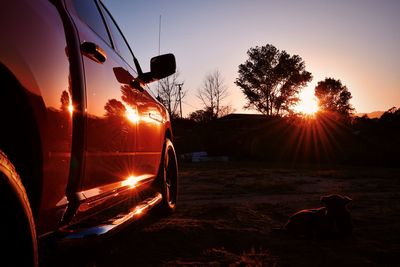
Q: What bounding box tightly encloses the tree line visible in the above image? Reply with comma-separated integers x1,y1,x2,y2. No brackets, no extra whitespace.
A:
172,106,399,166
158,43,398,165
235,44,353,119
157,43,357,121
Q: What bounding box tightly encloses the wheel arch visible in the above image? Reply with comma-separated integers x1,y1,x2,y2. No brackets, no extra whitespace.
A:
165,127,173,142
0,63,44,219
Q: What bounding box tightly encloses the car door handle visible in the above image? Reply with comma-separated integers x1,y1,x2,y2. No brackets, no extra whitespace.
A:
81,42,107,63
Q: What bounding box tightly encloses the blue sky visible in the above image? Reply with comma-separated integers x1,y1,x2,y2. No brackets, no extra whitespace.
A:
103,0,400,115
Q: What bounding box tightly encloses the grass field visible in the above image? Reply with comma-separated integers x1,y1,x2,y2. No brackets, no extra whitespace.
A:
43,161,400,266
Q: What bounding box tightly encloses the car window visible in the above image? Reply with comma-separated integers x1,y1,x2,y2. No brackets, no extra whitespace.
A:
99,2,136,69
72,0,111,46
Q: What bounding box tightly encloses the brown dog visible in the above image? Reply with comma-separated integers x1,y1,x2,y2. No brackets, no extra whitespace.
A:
321,194,353,236
283,194,352,239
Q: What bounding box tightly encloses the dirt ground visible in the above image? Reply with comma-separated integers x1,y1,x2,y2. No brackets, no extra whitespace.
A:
42,161,400,266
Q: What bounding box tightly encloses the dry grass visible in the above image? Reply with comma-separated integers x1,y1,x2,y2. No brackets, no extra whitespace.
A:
42,162,400,266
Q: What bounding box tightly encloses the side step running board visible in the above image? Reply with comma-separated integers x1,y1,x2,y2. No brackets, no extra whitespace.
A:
62,193,162,239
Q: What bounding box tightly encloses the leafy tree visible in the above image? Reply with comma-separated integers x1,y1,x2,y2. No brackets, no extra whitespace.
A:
60,90,70,112
188,107,214,123
380,106,400,123
315,78,354,117
121,84,137,105
104,99,126,118
197,70,229,119
235,44,312,116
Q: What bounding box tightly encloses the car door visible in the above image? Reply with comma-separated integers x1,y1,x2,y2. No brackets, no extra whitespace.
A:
67,0,144,219
98,2,165,181
135,89,165,178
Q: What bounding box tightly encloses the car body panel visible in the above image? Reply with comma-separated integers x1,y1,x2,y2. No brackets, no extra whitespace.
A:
0,0,174,237
63,0,171,225
0,0,72,234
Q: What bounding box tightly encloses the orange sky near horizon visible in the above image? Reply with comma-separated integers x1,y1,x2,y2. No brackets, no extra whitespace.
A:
104,0,400,116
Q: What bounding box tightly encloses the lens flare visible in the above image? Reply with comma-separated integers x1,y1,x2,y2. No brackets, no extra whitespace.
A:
125,106,139,123
295,87,319,115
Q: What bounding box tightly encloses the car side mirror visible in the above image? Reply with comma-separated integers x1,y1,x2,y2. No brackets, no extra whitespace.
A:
139,54,176,84
150,53,176,80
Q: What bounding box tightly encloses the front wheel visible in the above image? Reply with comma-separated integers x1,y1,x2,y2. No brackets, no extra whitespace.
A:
156,138,178,214
0,151,38,267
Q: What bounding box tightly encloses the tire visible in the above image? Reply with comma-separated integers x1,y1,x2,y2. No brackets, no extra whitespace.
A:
0,151,38,267
156,138,178,215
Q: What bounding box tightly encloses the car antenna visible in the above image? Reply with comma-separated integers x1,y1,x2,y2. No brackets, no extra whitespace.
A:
157,15,162,99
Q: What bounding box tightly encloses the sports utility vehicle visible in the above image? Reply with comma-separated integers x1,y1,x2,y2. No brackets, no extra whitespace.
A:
0,0,178,265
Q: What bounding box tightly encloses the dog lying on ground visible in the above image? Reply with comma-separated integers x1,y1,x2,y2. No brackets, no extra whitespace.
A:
278,194,353,239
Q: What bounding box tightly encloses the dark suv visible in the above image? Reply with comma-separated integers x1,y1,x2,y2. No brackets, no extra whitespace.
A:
0,0,178,265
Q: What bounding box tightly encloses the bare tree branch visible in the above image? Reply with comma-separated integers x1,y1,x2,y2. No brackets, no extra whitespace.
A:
157,71,185,119
197,70,230,119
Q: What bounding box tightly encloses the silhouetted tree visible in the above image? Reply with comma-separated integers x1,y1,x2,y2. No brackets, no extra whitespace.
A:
60,90,70,112
197,70,229,119
104,99,126,118
380,107,400,123
218,105,235,118
315,78,354,117
235,44,312,116
188,107,214,123
157,71,186,119
121,84,137,105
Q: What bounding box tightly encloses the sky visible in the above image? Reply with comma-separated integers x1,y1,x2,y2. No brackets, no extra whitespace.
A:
103,0,400,116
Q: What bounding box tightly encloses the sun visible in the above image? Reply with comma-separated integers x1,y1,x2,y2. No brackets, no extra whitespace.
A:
295,87,319,115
